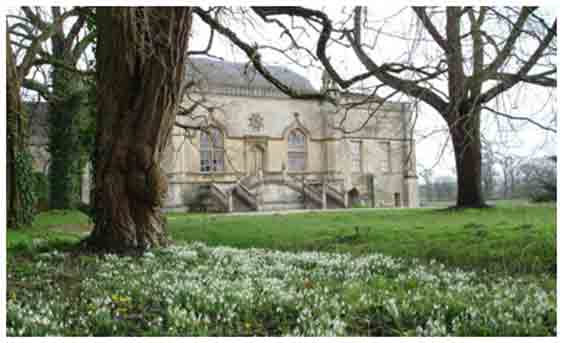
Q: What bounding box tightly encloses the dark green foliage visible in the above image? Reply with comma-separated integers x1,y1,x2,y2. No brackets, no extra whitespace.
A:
47,68,93,209
32,172,49,211
11,150,37,228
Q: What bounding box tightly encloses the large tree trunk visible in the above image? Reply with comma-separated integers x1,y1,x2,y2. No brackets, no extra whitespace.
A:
448,111,486,208
7,34,35,228
83,7,193,252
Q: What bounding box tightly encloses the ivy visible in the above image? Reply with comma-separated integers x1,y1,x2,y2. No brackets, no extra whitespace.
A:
12,150,37,228
47,69,90,209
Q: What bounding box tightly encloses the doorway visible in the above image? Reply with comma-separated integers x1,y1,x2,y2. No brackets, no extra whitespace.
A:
249,144,265,176
394,192,401,207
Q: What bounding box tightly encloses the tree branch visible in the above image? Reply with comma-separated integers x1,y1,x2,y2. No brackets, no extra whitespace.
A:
483,106,556,133
479,18,556,104
412,7,449,52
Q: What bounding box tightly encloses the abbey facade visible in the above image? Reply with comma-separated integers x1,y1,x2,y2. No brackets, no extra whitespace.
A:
28,58,418,212
160,58,419,212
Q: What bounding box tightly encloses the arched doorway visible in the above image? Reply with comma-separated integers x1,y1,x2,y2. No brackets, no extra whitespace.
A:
249,144,265,176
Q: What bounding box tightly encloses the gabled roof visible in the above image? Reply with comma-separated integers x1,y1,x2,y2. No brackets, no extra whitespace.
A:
186,57,316,93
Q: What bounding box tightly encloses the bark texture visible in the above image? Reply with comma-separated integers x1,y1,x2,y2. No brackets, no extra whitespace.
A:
449,112,485,208
84,7,193,251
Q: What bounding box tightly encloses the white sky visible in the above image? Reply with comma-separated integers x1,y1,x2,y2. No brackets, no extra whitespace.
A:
3,2,559,179
186,4,558,178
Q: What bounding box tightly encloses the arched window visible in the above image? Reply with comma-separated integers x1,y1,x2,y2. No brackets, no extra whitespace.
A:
200,127,224,172
287,129,306,171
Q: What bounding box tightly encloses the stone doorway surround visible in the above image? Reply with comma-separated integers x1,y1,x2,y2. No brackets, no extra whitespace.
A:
243,136,268,176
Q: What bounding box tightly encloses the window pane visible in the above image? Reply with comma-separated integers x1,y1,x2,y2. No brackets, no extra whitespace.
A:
351,142,361,156
379,142,390,172
352,160,361,172
351,141,361,172
200,132,210,148
200,150,211,172
289,130,305,150
210,128,223,148
288,130,306,171
213,148,224,171
200,128,224,172
288,152,305,171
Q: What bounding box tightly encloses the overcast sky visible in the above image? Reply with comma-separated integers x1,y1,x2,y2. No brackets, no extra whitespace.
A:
187,5,558,178
6,3,558,180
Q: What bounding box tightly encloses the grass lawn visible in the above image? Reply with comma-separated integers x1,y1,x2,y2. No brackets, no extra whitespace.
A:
6,204,556,336
7,210,91,253
168,205,556,275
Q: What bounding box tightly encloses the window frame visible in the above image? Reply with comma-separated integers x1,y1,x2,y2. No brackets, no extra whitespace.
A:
380,141,391,173
287,129,307,172
199,127,225,173
351,140,363,173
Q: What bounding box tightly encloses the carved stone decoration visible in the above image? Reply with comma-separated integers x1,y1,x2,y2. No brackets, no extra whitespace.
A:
248,113,264,132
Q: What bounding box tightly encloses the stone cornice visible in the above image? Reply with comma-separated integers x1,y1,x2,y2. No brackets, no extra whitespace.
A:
191,85,408,112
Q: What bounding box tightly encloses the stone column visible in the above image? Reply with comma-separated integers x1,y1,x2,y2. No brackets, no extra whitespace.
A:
257,169,264,211
370,174,377,208
227,190,233,213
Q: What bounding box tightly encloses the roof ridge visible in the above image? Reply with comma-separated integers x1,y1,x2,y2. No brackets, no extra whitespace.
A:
186,57,316,93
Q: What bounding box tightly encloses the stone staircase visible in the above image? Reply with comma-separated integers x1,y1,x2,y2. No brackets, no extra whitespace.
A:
326,184,347,207
232,182,258,210
203,173,348,212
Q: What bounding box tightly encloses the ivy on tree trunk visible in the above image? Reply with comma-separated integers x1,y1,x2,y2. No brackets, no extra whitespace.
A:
7,34,36,229
48,67,86,209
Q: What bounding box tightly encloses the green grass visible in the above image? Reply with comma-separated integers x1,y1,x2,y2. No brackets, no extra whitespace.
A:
168,206,556,275
7,210,90,254
6,205,556,336
7,205,556,275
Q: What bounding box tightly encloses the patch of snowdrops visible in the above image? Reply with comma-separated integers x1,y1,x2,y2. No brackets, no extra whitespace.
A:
7,242,555,336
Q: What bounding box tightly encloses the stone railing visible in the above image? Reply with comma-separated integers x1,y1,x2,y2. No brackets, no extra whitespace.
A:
209,183,229,210
232,183,258,210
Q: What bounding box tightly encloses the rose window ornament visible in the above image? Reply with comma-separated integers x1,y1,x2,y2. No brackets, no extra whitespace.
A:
248,113,264,132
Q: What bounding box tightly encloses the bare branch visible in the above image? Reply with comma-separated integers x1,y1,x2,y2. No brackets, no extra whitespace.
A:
483,106,556,133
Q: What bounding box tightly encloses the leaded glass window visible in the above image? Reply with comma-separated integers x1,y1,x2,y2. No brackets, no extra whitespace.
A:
288,129,306,171
200,128,224,172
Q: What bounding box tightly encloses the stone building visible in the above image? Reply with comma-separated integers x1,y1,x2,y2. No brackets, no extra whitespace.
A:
27,57,418,212
161,58,419,211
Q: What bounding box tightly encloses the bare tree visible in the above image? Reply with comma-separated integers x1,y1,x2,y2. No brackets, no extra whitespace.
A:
195,6,556,208
515,155,556,201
